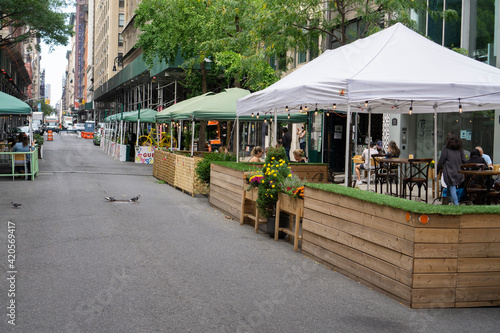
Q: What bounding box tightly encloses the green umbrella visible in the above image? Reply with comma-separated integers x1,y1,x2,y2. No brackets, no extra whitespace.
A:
0,92,31,114
155,92,216,122
123,108,158,123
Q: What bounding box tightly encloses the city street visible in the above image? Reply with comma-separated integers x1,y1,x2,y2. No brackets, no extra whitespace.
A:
1,132,499,332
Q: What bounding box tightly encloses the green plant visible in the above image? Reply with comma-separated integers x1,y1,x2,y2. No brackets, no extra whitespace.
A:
195,152,236,185
155,180,166,184
256,147,291,217
33,133,44,146
278,174,305,198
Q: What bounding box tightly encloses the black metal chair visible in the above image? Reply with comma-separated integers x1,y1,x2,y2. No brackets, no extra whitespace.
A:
372,154,398,195
460,163,487,204
402,158,433,202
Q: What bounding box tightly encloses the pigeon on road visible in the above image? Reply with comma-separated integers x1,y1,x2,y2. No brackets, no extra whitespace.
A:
105,196,116,202
129,195,140,202
11,202,21,208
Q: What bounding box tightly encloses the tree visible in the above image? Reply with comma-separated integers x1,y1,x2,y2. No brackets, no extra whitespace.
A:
0,0,73,49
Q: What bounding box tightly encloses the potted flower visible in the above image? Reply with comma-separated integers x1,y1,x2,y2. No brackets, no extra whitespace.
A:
429,160,435,179
243,170,264,201
256,147,291,237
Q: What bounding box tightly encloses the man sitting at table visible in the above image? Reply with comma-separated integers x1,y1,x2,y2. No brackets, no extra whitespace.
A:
475,146,492,169
355,142,378,186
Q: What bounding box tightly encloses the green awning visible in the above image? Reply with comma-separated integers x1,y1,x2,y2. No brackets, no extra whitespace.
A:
0,91,31,114
155,92,216,122
123,108,158,123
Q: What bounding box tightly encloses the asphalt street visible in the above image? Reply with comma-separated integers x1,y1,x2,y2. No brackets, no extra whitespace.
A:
1,132,499,332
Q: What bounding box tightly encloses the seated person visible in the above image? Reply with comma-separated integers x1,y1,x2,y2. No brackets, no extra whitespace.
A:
355,142,378,185
475,146,492,169
293,149,306,163
386,141,400,158
376,140,386,155
467,148,488,168
248,146,264,162
12,133,34,173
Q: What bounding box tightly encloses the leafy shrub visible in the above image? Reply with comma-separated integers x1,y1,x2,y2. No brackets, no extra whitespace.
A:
256,147,291,217
33,133,44,146
195,152,236,185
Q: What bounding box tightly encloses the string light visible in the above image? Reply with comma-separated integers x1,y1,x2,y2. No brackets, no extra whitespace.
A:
285,106,289,113
459,98,463,113
299,106,303,113
365,101,368,107
264,114,267,123
315,104,318,115
256,112,259,119
251,112,254,117
333,103,337,110
304,105,308,112
326,111,329,116
287,113,290,119
409,100,413,115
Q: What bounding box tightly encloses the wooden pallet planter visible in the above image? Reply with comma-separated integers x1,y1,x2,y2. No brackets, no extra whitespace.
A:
240,186,267,233
153,150,176,185
209,164,246,220
173,154,208,196
275,193,304,252
290,164,329,183
301,186,500,308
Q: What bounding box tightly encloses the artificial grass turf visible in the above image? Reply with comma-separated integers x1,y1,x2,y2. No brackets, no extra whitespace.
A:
306,183,500,215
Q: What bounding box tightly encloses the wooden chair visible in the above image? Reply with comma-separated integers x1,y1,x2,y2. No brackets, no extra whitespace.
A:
402,158,432,202
372,154,398,195
13,153,28,180
460,163,487,204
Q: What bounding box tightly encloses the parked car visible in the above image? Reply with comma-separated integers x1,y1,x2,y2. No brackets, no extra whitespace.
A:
74,123,85,131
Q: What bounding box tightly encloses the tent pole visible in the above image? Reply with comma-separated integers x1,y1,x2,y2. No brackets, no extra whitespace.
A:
367,108,372,190
344,105,351,186
236,116,240,163
178,120,182,150
191,118,195,157
434,106,438,199
274,109,278,146
170,121,173,151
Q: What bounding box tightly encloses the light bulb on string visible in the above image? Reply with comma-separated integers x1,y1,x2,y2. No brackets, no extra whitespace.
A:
287,113,290,119
285,106,289,113
459,98,463,113
264,115,267,123
256,112,259,119
365,101,368,108
304,105,308,112
299,106,303,113
333,103,336,110
315,104,318,115
251,112,254,118
409,100,413,115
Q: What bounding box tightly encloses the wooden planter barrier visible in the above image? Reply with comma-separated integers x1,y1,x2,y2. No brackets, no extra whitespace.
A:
240,186,267,233
275,193,304,252
301,186,500,308
209,164,246,220
153,151,208,196
209,163,328,221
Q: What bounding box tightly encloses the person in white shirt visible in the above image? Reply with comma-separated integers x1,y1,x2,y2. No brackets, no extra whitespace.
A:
475,146,492,169
355,142,378,185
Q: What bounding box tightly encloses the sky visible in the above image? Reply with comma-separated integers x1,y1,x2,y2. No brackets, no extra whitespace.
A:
40,4,73,108
40,42,70,107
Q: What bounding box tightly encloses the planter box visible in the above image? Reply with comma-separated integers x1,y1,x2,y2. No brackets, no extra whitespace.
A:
209,164,246,220
153,151,208,196
290,164,329,183
301,186,500,308
276,193,304,251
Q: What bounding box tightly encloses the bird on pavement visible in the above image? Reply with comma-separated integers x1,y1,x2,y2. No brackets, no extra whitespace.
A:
105,196,116,202
11,201,21,208
129,195,140,202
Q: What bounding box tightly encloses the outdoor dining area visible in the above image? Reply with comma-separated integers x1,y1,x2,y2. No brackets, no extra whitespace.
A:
0,92,39,181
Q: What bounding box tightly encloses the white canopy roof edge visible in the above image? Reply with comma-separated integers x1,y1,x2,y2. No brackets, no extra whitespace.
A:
236,23,500,115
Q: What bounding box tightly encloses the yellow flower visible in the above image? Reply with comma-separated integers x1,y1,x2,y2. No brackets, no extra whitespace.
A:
288,174,292,177
270,195,273,198
272,185,275,188
271,157,275,160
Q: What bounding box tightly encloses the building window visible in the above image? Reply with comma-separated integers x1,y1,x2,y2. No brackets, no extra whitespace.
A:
119,0,124,8
118,33,123,47
297,51,307,64
119,13,125,27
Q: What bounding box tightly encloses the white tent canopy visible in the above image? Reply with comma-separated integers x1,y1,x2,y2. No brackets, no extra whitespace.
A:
237,23,500,116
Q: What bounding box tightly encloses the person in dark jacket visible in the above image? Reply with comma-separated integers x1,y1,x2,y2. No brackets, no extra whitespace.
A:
280,127,292,161
467,148,488,167
437,132,466,205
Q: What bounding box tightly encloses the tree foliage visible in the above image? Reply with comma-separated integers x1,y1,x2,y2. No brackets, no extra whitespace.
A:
0,0,73,49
